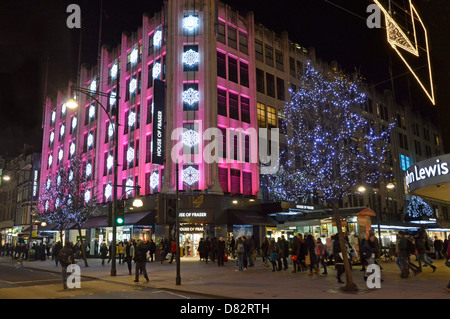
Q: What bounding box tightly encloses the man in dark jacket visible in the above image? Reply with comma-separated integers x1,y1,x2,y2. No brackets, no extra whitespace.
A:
149,239,156,262
217,237,226,267
280,235,289,270
53,241,62,266
291,234,300,273
433,236,444,260
416,231,436,272
134,240,149,282
58,243,74,289
247,236,256,267
204,237,211,264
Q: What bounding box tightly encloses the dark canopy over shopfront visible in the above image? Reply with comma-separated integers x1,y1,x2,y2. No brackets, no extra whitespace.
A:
227,209,277,226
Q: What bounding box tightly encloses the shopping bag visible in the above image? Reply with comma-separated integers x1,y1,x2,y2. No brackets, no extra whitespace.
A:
305,253,311,266
224,254,228,262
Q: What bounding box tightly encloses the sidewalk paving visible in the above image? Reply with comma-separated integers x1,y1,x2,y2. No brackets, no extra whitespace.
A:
2,256,449,299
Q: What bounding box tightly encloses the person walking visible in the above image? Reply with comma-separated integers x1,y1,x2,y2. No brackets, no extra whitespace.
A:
217,237,226,267
210,237,218,263
133,240,149,282
290,233,301,273
281,235,289,270
247,235,255,267
100,243,108,266
204,237,211,264
169,240,177,264
445,240,450,293
123,239,133,275
268,238,280,272
230,236,236,259
53,241,62,266
306,235,318,276
333,235,345,284
298,234,307,272
415,230,436,272
235,237,245,271
362,234,379,281
241,236,248,270
276,237,284,271
117,241,125,264
315,238,327,274
58,242,74,290
433,236,444,260
149,239,156,262
261,237,270,267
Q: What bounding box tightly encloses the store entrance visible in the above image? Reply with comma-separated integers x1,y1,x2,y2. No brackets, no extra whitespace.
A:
180,232,203,257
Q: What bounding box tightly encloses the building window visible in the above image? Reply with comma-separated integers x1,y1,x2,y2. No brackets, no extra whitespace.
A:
257,102,266,128
256,68,265,94
266,73,275,97
241,96,250,123
228,56,238,83
275,50,283,71
219,127,227,159
229,92,239,120
265,45,273,67
230,169,240,194
217,88,227,117
147,98,153,124
399,154,410,171
243,171,252,196
227,26,237,49
239,31,248,54
146,134,152,163
276,77,285,101
147,63,153,88
217,51,226,79
217,21,226,44
255,40,263,62
414,140,422,156
267,106,277,128
296,60,303,76
240,61,249,87
289,57,296,77
219,167,228,193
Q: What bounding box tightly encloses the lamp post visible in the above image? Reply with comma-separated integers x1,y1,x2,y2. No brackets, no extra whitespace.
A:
176,163,181,285
66,85,120,276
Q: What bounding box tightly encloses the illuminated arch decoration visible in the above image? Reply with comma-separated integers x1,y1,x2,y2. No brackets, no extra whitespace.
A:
373,0,435,105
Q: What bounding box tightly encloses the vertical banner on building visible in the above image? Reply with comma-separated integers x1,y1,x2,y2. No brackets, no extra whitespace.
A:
152,79,166,165
31,153,41,202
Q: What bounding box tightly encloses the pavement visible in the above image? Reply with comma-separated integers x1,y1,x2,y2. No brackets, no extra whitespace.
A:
1,255,449,299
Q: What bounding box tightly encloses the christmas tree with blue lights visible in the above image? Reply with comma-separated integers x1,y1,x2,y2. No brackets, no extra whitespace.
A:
266,62,394,292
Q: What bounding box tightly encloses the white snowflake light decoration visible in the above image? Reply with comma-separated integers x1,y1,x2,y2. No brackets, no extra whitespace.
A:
109,91,116,106
89,105,95,119
72,116,77,131
107,154,114,171
150,172,159,189
105,184,112,199
58,149,64,162
86,162,92,177
55,198,60,208
182,129,199,147
70,142,75,156
45,200,49,211
129,78,137,94
60,124,65,138
153,30,162,47
111,63,118,79
84,189,91,203
183,15,199,32
182,87,200,106
130,48,138,64
127,147,135,163
62,103,66,115
49,131,54,144
125,178,134,195
48,154,53,167
57,175,61,186
69,170,73,182
87,133,94,148
183,166,199,186
108,123,115,138
153,62,161,79
128,111,136,127
90,79,97,92
46,178,51,190
51,110,56,123
182,49,200,67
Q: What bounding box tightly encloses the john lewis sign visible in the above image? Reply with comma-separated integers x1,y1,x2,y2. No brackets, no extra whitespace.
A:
405,154,450,191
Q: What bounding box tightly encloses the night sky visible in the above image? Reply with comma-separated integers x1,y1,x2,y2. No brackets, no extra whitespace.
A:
1,0,449,158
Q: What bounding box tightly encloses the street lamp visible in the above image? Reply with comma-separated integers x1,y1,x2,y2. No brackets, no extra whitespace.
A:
66,85,121,276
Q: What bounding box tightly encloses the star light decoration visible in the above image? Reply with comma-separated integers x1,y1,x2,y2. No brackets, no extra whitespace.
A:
182,129,200,147
183,49,200,67
153,62,161,79
105,184,112,199
130,48,138,64
153,30,162,47
129,78,137,94
182,166,199,186
182,87,200,106
127,147,135,163
128,111,136,127
150,171,159,189
182,15,199,32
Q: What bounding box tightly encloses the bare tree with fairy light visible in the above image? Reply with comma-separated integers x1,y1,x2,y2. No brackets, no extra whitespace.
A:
39,156,98,267
266,62,394,293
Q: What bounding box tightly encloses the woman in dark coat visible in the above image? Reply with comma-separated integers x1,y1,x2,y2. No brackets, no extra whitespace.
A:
100,243,108,265
217,237,226,266
260,237,269,266
298,234,307,271
306,235,318,276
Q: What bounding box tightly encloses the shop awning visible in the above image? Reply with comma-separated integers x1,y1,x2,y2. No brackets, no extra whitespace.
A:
228,209,277,226
80,216,109,228
79,211,155,229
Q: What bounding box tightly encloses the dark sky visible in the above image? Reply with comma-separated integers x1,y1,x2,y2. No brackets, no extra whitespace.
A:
1,0,449,158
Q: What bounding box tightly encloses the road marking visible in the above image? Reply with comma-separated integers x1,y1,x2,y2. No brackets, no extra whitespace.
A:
7,279,59,284
152,290,190,299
